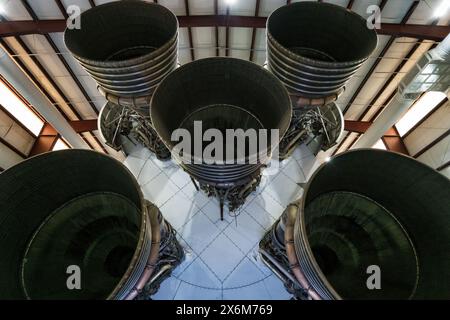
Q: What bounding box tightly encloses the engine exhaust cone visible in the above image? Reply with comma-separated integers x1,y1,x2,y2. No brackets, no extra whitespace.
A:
64,0,178,108
151,57,291,213
266,2,375,158
260,149,450,299
0,150,183,300
267,2,378,100
64,1,176,160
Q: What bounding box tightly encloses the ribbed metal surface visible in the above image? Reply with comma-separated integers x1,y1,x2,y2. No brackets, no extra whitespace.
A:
294,215,336,300
267,2,377,98
293,149,450,299
151,58,292,187
112,212,152,300
0,150,154,300
64,1,178,107
182,163,264,187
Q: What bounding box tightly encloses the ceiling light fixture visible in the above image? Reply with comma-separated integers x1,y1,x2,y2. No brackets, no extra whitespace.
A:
0,80,44,136
396,91,447,136
434,0,450,18
225,0,236,6
0,0,10,18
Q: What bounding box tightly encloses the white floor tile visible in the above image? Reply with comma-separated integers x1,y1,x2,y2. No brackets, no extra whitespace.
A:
127,145,152,160
202,199,231,223
123,146,315,300
282,158,306,184
292,144,314,160
200,233,245,281
262,275,292,300
223,281,271,300
254,175,271,195
179,212,221,254
306,157,324,179
123,156,147,178
265,172,302,208
245,200,277,231
141,172,179,207
177,258,221,289
262,159,283,179
137,159,163,185
223,257,266,289
213,218,233,231
174,282,222,300
278,156,295,169
163,166,191,189
297,155,319,179
248,192,285,221
202,199,235,230
160,192,201,231
151,156,177,169
181,182,210,209
151,276,181,300
223,211,265,255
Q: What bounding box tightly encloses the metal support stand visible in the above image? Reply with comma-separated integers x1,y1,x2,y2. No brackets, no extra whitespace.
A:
196,174,262,220
190,177,199,191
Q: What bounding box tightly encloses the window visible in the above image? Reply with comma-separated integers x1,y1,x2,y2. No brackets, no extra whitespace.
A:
52,139,70,151
373,139,387,150
395,91,447,137
0,80,44,136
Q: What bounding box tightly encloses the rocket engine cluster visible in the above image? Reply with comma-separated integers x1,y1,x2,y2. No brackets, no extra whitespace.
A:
0,0,449,300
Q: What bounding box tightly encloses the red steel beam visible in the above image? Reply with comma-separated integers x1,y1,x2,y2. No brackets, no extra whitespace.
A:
345,120,409,155
377,23,449,41
382,127,409,155
382,136,409,154
1,17,448,41
179,15,267,28
29,119,98,156
0,20,66,37
344,120,371,134
29,134,59,156
29,123,59,156
345,120,397,136
70,119,98,133
42,120,98,136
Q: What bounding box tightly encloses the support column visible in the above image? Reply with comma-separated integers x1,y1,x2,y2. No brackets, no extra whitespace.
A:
351,92,415,150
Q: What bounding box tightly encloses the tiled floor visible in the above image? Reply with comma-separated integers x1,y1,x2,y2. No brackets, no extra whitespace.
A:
123,144,319,300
